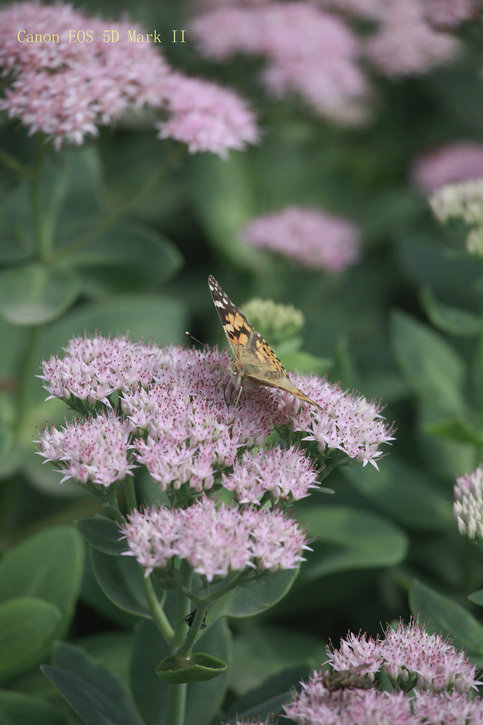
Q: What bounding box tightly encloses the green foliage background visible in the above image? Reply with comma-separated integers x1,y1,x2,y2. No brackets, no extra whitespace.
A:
0,1,482,723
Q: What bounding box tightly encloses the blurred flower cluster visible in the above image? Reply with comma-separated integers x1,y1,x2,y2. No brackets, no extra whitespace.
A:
0,1,258,155
454,464,483,540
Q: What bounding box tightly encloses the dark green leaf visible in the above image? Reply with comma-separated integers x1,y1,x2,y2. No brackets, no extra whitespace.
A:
410,580,483,662
225,663,309,720
77,518,127,556
297,505,408,581
0,525,84,637
155,652,227,683
423,417,483,446
0,264,81,325
0,598,61,682
421,286,481,337
0,690,69,725
42,642,144,725
468,590,483,606
343,457,453,531
220,569,299,619
391,311,466,414
90,548,153,618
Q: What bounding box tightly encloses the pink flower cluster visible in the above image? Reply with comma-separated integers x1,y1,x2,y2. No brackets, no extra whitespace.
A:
411,143,483,195
38,338,394,490
454,464,483,540
122,498,309,580
283,620,482,724
423,0,477,29
222,445,318,503
37,412,134,486
327,620,480,692
192,2,369,123
242,207,360,272
0,2,258,155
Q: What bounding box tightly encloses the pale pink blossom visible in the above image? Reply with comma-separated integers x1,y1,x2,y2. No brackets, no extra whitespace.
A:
424,0,477,29
454,464,483,540
157,73,259,157
36,412,134,486
122,498,309,580
411,143,483,194
327,620,481,693
222,445,318,503
242,207,360,272
412,690,483,724
365,0,459,77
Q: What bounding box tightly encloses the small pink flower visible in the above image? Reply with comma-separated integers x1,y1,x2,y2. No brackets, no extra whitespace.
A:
454,464,483,540
411,143,483,195
412,690,483,723
222,445,318,503
156,73,259,157
122,498,309,580
424,0,477,29
36,412,134,486
242,207,360,272
365,0,459,77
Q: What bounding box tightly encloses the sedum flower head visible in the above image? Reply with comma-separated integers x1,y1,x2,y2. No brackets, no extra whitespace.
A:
327,619,481,693
429,179,483,257
454,464,483,540
411,143,483,195
241,298,304,342
0,2,258,155
36,412,134,486
412,690,483,723
221,445,318,504
122,498,309,580
423,0,477,29
242,207,360,272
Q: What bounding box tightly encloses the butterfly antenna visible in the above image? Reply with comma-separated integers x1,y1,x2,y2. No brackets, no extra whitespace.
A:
185,330,208,347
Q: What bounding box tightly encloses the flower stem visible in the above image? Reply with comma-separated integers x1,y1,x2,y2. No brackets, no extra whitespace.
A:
30,144,51,262
143,575,174,645
125,476,137,512
58,147,183,258
14,325,39,437
177,603,208,659
166,565,193,725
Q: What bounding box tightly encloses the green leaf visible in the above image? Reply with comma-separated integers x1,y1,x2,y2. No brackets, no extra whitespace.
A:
219,569,299,619
0,690,69,725
468,590,483,606
73,633,133,688
0,598,61,682
423,417,483,446
225,663,309,720
0,427,24,479
77,518,127,556
43,294,187,354
297,505,408,581
155,652,227,683
80,552,138,629
64,223,183,295
343,457,453,531
42,642,144,725
131,618,231,725
421,286,481,337
0,264,81,325
90,548,152,618
0,525,84,637
410,580,483,662
390,311,466,414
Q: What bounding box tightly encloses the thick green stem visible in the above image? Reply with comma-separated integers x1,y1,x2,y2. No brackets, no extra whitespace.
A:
165,565,193,725
57,148,182,258
30,145,51,262
125,476,137,512
143,576,174,645
177,604,208,659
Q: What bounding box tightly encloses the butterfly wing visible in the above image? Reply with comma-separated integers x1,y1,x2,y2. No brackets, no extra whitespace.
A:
208,275,321,409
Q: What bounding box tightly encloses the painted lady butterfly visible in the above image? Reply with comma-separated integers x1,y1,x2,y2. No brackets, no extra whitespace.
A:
208,275,321,409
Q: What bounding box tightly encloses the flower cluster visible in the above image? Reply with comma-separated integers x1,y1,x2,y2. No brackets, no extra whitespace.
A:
241,298,305,343
423,0,477,29
38,338,394,491
429,178,483,255
411,143,483,195
191,2,369,123
327,619,480,692
282,620,482,724
0,2,258,155
122,498,309,580
36,412,134,487
242,207,360,272
454,464,483,540
222,445,318,503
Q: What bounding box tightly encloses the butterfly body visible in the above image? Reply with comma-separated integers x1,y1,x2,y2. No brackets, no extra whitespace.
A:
208,275,321,409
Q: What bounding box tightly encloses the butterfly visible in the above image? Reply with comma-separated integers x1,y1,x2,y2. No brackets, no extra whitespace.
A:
208,275,321,409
